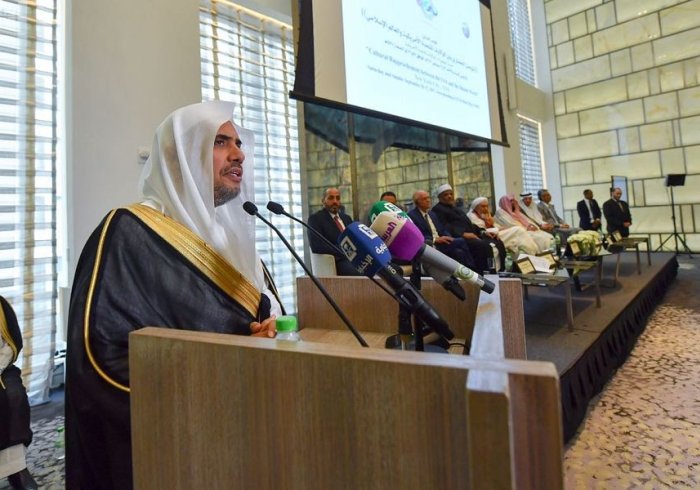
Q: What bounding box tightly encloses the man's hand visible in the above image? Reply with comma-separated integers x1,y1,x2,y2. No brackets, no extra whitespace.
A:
463,232,479,240
560,223,570,229
541,223,555,232
484,230,498,238
434,236,453,245
623,222,631,228
250,315,277,338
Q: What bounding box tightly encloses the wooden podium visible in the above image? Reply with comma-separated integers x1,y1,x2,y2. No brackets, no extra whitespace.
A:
130,306,562,489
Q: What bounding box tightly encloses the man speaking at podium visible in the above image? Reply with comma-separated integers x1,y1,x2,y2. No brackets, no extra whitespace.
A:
65,101,281,490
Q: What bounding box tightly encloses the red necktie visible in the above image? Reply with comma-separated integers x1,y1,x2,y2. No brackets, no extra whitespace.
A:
333,215,344,232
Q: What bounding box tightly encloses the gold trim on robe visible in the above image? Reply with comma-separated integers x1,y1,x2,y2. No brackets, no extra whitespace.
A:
0,304,18,364
0,303,18,389
125,204,261,314
83,205,262,393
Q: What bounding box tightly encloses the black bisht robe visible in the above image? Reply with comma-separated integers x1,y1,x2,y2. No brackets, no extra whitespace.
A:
65,205,271,490
0,296,33,452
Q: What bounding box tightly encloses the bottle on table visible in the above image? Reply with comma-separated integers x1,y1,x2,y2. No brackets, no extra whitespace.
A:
276,315,301,341
488,243,498,273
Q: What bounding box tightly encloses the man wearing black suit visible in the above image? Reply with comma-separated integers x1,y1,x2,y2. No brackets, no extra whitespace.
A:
576,189,602,231
408,190,476,269
429,184,505,273
603,187,632,238
307,187,361,276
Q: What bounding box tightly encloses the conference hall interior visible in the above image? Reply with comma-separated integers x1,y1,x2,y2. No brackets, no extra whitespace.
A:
1,0,699,488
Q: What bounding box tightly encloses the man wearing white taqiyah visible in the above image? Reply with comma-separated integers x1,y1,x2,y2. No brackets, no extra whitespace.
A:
65,101,282,490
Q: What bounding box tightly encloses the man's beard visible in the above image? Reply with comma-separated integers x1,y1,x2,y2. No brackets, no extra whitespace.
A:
214,185,240,207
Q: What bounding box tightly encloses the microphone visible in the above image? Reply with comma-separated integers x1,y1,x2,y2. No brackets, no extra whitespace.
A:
337,222,454,341
369,203,466,300
242,201,369,347
266,201,396,299
368,200,408,224
267,200,347,258
370,212,496,294
269,201,447,350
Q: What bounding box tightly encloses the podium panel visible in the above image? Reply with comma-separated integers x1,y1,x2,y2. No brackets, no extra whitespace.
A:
296,276,481,339
130,328,562,489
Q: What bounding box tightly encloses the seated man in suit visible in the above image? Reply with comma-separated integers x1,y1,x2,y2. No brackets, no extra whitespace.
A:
537,189,579,244
308,187,361,276
408,189,476,270
603,187,632,238
379,191,398,206
576,189,602,231
430,184,505,273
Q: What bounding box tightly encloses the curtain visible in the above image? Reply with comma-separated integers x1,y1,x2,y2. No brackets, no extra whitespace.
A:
508,0,545,193
507,0,536,86
0,0,59,403
200,0,303,313
518,115,545,194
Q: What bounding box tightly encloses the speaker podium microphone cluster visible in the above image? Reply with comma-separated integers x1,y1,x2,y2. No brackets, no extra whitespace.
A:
245,199,496,352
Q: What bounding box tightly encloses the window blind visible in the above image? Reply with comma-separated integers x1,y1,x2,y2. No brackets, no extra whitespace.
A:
508,0,545,195
0,0,58,403
507,0,536,86
518,116,545,195
200,0,303,313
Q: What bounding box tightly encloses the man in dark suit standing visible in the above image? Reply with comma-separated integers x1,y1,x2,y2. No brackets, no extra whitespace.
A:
307,187,361,276
603,187,632,238
576,189,602,231
408,190,475,269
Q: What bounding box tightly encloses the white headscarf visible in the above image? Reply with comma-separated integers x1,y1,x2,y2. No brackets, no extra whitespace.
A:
519,194,546,225
467,197,489,228
138,101,265,290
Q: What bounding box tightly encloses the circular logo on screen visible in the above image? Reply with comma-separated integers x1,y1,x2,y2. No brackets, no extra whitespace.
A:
416,0,438,19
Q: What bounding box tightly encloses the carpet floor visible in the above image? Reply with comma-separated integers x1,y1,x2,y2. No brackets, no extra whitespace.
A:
565,258,700,488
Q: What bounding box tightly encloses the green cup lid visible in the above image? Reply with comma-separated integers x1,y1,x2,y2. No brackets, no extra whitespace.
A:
276,315,298,332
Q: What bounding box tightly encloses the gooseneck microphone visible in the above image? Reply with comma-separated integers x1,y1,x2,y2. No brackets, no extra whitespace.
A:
337,222,454,341
267,200,344,257
266,201,396,299
370,211,496,294
243,201,369,347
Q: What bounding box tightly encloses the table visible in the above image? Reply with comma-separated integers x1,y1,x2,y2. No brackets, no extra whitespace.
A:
610,236,651,279
503,269,575,331
558,258,601,308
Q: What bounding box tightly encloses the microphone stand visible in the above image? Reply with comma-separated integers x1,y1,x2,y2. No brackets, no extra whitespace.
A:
266,202,396,298
385,259,448,353
267,201,449,352
245,203,369,347
410,258,425,352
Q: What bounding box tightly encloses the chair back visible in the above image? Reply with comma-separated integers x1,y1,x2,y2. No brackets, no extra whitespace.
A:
310,253,337,276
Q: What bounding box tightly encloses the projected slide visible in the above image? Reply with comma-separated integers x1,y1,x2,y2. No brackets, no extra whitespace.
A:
341,0,492,140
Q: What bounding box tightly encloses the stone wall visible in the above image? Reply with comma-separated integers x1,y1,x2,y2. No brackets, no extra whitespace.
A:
545,0,700,251
305,131,353,216
304,130,493,221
